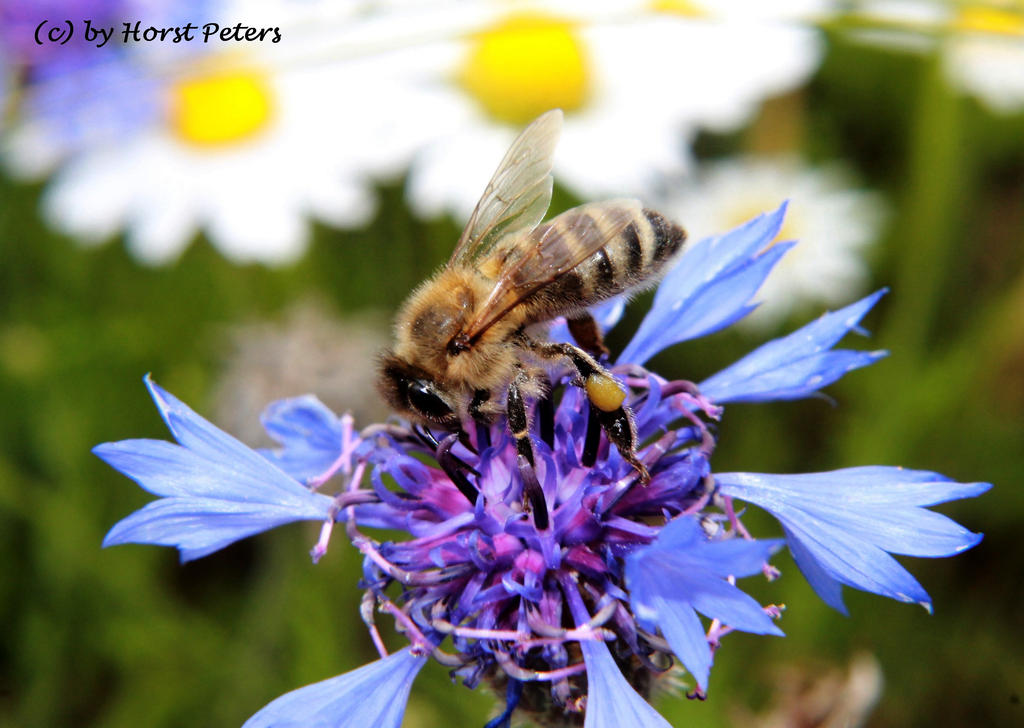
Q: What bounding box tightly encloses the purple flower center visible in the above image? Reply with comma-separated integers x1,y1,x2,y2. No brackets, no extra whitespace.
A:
331,365,723,718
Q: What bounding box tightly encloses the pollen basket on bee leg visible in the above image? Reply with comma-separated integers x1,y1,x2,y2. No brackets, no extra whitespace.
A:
585,373,626,412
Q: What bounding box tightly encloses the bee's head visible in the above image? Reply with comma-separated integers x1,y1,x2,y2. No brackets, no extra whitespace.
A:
377,352,459,428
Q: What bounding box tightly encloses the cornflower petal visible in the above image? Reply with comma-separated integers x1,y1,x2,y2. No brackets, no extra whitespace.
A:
259,395,350,484
619,203,792,366
242,648,427,728
580,639,672,728
625,517,783,689
716,468,990,613
699,290,888,404
97,377,334,562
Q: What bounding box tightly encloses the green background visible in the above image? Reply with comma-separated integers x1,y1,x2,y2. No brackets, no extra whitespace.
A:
1,31,1021,728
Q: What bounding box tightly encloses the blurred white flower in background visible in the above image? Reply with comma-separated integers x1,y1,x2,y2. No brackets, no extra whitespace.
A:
39,54,383,265
661,156,885,329
850,0,1024,114
1,0,832,264
843,0,946,52
944,3,1024,114
2,0,419,265
402,0,828,219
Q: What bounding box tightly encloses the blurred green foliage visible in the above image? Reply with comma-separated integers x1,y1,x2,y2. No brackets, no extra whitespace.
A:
1,32,1023,728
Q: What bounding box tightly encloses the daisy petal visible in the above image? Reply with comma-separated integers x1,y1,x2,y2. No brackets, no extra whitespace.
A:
716,469,990,612
581,639,672,728
700,290,888,403
242,648,427,728
619,204,791,365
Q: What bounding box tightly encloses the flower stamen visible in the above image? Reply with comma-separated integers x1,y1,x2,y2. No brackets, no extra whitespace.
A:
494,652,588,683
360,591,390,659
306,414,359,490
721,494,754,540
379,600,434,654
311,485,377,562
431,619,612,647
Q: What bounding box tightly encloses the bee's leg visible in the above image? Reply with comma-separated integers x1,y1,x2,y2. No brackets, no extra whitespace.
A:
566,312,609,359
582,402,602,467
590,403,650,484
468,388,491,420
508,372,550,529
536,372,555,448
579,398,650,484
507,374,534,468
457,430,478,455
529,340,649,483
468,389,492,451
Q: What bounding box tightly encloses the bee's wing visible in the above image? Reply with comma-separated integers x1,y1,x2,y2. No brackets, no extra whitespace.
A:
448,109,562,267
460,200,643,343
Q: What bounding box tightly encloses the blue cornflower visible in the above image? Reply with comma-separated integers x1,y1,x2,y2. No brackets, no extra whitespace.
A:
98,204,989,727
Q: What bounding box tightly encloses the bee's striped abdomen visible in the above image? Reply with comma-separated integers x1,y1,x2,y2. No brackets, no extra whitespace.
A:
527,203,687,321
643,208,687,265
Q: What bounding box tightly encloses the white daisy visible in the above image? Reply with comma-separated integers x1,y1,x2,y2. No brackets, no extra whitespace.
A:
660,156,885,329
397,0,827,219
39,57,379,265
4,0,421,265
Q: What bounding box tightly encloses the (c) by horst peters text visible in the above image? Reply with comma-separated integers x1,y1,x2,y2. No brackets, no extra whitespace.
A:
33,20,282,48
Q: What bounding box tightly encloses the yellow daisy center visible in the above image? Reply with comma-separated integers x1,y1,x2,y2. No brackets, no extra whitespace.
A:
457,12,590,125
648,0,706,17
955,5,1024,37
171,65,274,147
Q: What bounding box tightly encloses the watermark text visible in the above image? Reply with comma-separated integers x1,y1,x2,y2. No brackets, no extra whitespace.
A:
34,20,282,48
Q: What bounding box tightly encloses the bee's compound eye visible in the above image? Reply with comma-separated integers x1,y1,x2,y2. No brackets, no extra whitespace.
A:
408,380,453,421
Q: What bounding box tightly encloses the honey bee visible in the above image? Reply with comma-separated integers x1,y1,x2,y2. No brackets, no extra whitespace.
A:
377,109,686,501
